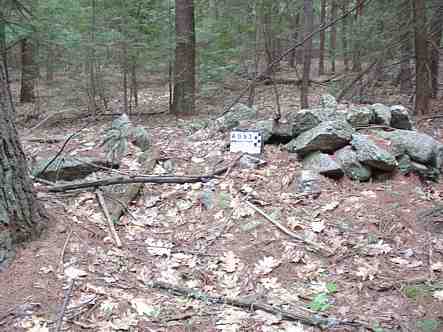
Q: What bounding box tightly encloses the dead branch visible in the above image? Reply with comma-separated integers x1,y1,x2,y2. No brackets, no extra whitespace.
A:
59,229,73,272
223,0,374,114
55,280,75,332
150,280,371,330
48,165,230,193
337,60,378,102
244,200,334,256
96,189,122,247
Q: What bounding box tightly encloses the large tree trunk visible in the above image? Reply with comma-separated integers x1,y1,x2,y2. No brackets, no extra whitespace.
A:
399,32,413,94
20,38,36,103
412,0,431,115
0,59,47,268
300,0,313,109
172,0,195,114
341,1,350,71
429,0,443,98
352,0,364,72
318,0,326,75
330,0,338,73
288,13,300,68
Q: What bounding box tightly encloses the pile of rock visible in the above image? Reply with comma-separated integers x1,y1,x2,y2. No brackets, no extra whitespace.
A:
222,95,442,181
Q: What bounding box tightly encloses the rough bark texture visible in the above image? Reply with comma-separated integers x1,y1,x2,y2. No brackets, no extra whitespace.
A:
352,0,364,72
330,0,337,73
172,0,195,114
429,0,443,98
341,1,350,71
412,0,431,115
399,32,413,94
318,0,326,75
288,13,300,68
300,0,313,109
19,38,36,103
0,59,47,268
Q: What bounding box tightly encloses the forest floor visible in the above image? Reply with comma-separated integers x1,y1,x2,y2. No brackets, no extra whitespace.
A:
1,64,443,332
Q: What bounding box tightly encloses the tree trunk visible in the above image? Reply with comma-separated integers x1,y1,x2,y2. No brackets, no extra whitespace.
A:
300,0,313,109
330,1,338,74
399,32,413,94
429,0,443,98
352,0,364,72
288,13,300,68
318,0,326,75
412,0,431,115
0,58,47,269
20,38,36,103
88,0,97,114
341,1,350,71
172,0,195,115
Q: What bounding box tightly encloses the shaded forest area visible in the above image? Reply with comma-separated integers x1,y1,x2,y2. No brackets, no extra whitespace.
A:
1,0,443,331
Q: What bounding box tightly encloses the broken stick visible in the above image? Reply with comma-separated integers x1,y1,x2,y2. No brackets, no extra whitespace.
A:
96,189,122,247
244,200,334,256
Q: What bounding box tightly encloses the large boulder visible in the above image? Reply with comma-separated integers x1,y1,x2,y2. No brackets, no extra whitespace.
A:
390,105,413,130
289,109,322,136
302,152,344,178
370,103,392,126
351,134,397,171
346,107,374,127
320,94,338,110
256,120,293,144
286,120,354,156
375,129,443,169
334,146,372,181
397,155,439,181
215,103,257,131
256,120,274,143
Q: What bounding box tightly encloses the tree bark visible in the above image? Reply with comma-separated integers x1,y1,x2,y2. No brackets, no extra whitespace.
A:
288,13,301,68
412,0,431,115
429,0,443,98
399,32,413,94
341,1,350,71
20,38,36,103
352,0,364,72
318,0,326,75
172,0,195,114
300,0,314,108
330,1,338,73
0,57,47,268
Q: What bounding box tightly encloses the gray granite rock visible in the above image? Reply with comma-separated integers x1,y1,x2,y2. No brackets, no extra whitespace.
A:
302,152,344,178
286,120,354,156
390,105,413,130
334,146,372,181
351,134,397,171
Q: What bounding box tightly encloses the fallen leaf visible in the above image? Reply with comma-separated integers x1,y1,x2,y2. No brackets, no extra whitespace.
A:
311,221,326,233
254,256,281,275
221,251,240,273
433,290,443,301
321,201,339,212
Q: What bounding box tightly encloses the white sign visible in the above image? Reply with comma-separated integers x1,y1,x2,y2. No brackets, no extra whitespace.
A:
230,129,263,155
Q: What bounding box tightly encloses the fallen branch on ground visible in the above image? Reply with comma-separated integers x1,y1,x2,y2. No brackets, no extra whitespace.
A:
55,280,75,332
150,280,371,330
244,200,334,256
96,189,122,248
48,165,230,193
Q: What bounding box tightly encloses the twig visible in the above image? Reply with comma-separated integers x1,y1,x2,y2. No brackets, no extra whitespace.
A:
223,153,245,179
33,127,87,179
59,229,73,272
244,200,334,256
150,280,371,330
96,189,122,247
55,279,75,332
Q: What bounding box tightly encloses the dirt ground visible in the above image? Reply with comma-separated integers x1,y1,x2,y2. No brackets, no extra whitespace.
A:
1,66,443,332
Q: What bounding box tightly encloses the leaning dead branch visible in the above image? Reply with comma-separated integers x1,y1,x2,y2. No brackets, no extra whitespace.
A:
244,200,334,256
96,189,122,247
55,279,75,332
150,280,371,330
